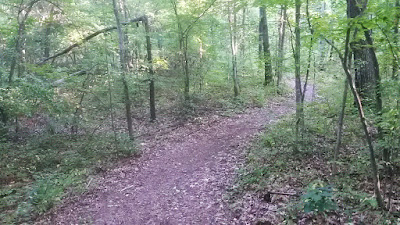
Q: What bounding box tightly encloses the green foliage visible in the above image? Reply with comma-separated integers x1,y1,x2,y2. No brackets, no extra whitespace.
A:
235,72,399,222
240,166,269,186
1,0,399,223
25,171,84,215
0,133,138,224
337,187,379,210
0,75,60,124
301,183,337,214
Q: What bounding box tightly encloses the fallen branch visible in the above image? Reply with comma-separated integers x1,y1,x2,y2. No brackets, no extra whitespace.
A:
263,191,300,203
38,16,148,65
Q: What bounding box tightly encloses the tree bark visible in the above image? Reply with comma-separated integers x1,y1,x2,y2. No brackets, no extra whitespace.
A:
348,0,380,110
229,1,240,97
294,0,303,152
333,78,349,174
71,74,90,134
393,0,399,78
260,7,273,85
9,0,40,83
276,4,287,88
325,26,384,209
43,6,55,58
239,7,246,59
143,16,156,121
112,0,134,140
171,1,190,101
301,0,314,103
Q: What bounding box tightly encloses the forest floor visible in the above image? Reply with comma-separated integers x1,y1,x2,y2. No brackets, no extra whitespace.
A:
36,81,314,224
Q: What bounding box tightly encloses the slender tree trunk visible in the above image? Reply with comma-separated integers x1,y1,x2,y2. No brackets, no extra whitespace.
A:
333,41,353,174
171,0,216,101
390,0,400,212
143,16,156,121
9,0,39,83
302,0,314,103
276,4,287,88
326,24,384,210
104,36,118,143
349,0,385,163
172,1,188,101
71,75,90,135
119,0,133,71
258,12,263,59
112,0,134,140
393,0,399,78
294,0,303,152
183,37,190,101
260,7,273,85
240,7,246,59
229,1,239,97
43,6,54,58
333,78,349,174
345,0,384,207
172,1,190,101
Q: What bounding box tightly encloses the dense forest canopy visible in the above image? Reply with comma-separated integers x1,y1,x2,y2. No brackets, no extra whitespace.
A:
0,0,399,223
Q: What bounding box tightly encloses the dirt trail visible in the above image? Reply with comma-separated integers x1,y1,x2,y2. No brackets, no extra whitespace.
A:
37,84,312,224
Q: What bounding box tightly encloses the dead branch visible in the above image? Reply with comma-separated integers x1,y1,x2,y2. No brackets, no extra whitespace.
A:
38,16,147,65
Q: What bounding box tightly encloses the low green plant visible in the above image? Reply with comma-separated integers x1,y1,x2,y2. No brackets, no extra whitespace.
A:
240,166,269,186
301,183,337,214
0,133,138,224
28,171,84,213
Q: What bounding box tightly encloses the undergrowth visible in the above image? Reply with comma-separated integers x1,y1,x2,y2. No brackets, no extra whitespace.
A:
235,95,400,224
0,133,138,224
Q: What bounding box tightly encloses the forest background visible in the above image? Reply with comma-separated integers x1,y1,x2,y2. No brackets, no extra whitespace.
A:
0,0,399,224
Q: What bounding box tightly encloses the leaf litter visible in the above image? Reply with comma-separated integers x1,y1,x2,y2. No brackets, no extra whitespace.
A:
35,89,301,224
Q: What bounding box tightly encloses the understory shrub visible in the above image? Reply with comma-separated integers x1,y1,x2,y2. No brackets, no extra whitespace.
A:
0,133,138,224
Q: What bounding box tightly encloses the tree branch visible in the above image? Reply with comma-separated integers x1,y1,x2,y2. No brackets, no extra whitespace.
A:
183,0,217,36
38,16,145,65
43,0,64,13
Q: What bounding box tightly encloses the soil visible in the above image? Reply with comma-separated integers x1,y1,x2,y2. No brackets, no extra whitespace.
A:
36,82,314,225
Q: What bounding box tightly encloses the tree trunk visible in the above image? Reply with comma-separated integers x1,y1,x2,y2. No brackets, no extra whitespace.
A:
326,21,384,210
348,0,380,109
333,43,353,175
239,7,246,59
393,0,399,78
294,0,303,152
112,0,134,140
171,0,216,101
333,78,349,174
103,37,118,143
349,0,384,160
172,1,190,101
302,0,314,103
9,0,40,83
258,12,263,59
229,1,239,97
260,7,273,85
43,6,55,58
119,0,133,71
183,37,190,101
143,16,156,121
71,75,90,135
276,4,287,88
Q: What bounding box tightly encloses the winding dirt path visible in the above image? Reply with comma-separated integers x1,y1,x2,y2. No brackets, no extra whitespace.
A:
37,86,310,224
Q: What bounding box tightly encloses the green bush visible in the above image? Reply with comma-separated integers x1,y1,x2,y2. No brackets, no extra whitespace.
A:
301,183,337,214
0,133,138,224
